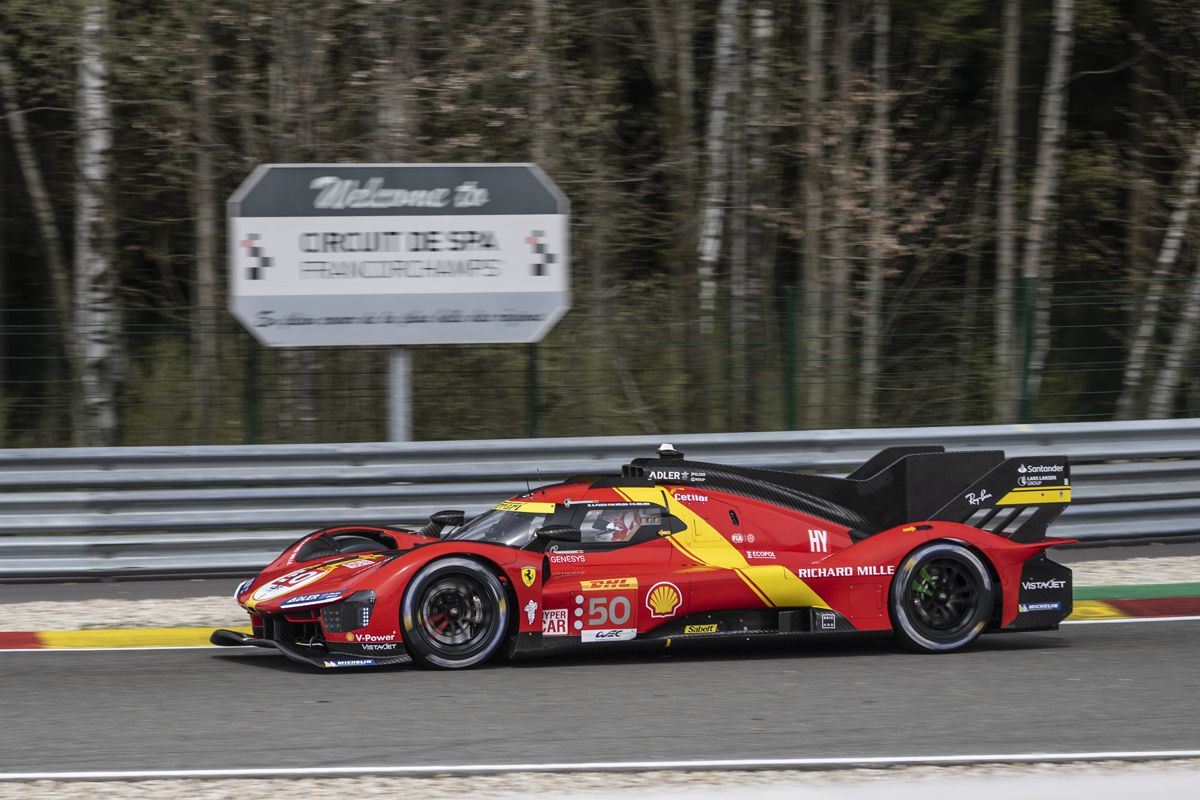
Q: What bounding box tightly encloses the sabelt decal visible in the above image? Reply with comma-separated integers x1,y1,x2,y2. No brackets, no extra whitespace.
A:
542,608,569,636
580,628,636,643
521,567,537,587
683,624,718,634
646,581,682,618
494,500,556,514
580,577,638,591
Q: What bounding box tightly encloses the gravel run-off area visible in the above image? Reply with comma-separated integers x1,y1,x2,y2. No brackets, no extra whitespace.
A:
3,760,1200,800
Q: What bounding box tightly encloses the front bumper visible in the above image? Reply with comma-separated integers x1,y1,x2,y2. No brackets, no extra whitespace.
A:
210,628,410,669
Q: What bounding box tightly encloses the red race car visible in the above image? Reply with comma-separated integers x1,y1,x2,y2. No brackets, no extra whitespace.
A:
211,443,1075,669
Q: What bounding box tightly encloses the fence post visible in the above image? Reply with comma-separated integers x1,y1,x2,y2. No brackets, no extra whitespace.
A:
244,340,260,444
527,342,539,438
784,287,797,431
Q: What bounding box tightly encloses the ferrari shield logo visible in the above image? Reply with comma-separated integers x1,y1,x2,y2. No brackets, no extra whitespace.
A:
521,567,537,587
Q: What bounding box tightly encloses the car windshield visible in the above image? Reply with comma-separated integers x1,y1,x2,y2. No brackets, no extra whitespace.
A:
444,508,548,548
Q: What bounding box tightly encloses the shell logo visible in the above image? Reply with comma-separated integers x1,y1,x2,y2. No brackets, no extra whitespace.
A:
646,581,682,618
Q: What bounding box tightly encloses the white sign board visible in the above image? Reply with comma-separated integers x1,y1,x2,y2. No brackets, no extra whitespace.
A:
228,164,570,346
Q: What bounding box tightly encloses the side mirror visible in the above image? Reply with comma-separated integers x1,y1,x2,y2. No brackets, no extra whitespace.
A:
431,510,465,528
534,525,582,543
419,509,466,539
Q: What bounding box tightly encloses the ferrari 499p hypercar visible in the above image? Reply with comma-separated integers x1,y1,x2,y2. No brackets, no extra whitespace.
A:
211,444,1075,669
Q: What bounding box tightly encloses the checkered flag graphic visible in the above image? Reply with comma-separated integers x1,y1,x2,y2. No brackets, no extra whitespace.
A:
525,230,556,277
240,234,272,280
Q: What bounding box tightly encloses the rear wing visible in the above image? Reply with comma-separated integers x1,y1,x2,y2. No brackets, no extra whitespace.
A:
929,455,1071,542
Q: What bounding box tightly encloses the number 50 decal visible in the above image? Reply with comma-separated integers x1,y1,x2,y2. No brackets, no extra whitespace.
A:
587,595,632,627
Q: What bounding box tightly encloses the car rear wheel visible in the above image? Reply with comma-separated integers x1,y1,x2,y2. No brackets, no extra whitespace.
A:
401,557,509,669
890,541,994,653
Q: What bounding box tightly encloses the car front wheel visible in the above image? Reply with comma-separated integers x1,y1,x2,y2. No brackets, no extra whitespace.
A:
401,557,510,669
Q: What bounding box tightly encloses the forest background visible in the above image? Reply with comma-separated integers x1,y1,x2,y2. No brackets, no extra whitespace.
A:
1,0,1199,447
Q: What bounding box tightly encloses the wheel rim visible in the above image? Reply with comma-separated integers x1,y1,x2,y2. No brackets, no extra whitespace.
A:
905,557,980,638
417,574,497,657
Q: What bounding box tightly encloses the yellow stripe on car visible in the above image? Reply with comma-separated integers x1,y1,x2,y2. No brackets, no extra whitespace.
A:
616,487,830,610
995,486,1072,505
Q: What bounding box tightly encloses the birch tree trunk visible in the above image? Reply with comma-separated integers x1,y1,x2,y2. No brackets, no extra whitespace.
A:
74,0,121,446
0,46,80,438
1115,129,1200,418
994,0,1021,421
729,7,748,429
860,0,889,427
191,1,219,439
531,0,556,168
828,0,853,425
744,2,773,429
803,0,826,429
697,0,740,340
1020,0,1074,407
647,0,701,430
375,3,418,160
1147,249,1200,418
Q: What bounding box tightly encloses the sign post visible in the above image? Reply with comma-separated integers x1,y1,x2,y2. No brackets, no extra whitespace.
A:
228,163,569,440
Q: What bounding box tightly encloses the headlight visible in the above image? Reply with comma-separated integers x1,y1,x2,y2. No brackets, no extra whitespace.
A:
321,590,377,633
234,578,253,601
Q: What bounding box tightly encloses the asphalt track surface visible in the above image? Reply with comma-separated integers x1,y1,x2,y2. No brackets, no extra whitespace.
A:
1,618,1197,773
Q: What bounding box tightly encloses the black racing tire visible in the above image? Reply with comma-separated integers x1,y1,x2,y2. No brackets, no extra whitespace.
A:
401,557,510,669
889,541,994,654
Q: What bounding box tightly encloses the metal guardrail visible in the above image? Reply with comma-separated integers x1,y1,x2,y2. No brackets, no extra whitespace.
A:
1,418,1198,580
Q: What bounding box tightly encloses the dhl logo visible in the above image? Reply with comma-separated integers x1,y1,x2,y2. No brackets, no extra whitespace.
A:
580,577,638,591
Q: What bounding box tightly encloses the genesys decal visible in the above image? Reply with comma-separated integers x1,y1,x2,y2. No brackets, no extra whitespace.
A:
549,553,586,564
580,628,636,643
